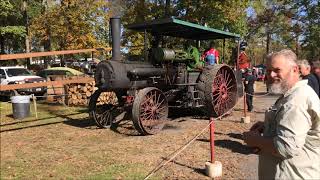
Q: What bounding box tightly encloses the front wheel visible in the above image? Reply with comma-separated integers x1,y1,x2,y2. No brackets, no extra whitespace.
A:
132,87,168,135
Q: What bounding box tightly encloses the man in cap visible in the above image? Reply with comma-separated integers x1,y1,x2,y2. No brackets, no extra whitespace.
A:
243,68,256,112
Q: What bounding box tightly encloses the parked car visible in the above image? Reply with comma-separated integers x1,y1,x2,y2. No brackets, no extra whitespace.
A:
0,66,47,96
36,67,84,79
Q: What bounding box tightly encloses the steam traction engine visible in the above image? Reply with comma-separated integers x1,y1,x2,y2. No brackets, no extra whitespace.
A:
89,17,243,135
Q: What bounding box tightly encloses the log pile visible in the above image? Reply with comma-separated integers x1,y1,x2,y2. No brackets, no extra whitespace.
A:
66,81,117,106
46,75,67,104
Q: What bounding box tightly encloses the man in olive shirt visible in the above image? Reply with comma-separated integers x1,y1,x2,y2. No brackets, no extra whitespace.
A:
243,49,320,179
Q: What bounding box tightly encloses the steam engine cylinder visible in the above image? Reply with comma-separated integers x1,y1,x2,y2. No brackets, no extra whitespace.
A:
95,60,165,91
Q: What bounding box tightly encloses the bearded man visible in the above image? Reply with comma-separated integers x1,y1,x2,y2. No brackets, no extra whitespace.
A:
243,49,320,180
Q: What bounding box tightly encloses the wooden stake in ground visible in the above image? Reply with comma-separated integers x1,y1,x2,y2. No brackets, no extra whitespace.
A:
32,94,38,119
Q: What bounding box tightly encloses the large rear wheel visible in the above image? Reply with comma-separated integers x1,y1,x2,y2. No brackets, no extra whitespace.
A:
197,65,238,117
132,87,168,135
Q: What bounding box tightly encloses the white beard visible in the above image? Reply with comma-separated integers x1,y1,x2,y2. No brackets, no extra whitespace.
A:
269,82,288,94
269,71,292,94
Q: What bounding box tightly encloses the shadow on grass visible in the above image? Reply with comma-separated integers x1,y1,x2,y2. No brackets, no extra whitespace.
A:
63,118,96,128
0,117,95,133
0,106,93,132
160,158,206,176
5,114,14,118
227,132,244,140
162,124,180,130
110,119,141,136
0,120,66,133
168,107,208,119
1,112,86,127
197,131,258,155
46,109,95,129
1,105,207,136
197,138,255,155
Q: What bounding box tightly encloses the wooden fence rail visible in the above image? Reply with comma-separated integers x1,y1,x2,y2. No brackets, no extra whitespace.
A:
0,77,94,91
0,48,111,60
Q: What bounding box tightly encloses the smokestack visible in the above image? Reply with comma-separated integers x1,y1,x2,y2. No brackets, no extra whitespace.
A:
110,17,121,61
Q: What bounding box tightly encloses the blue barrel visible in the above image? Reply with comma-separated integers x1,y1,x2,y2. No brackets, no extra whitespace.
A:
11,95,30,119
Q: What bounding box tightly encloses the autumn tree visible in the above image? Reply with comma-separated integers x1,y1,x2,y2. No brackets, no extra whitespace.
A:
285,0,320,60
30,0,111,52
246,0,319,64
0,0,26,54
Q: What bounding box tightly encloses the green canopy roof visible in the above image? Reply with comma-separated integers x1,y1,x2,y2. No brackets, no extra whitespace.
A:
127,17,240,40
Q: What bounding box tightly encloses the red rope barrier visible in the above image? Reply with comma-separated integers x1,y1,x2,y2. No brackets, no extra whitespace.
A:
209,117,215,163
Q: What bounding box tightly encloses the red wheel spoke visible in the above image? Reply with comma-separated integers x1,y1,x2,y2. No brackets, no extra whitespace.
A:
226,72,230,84
156,99,165,108
226,77,233,87
156,92,161,104
227,85,234,90
140,111,150,118
142,113,153,122
156,106,166,111
223,69,227,81
213,94,220,103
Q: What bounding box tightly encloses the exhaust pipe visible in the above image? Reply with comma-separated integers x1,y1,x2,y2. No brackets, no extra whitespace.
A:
110,17,121,61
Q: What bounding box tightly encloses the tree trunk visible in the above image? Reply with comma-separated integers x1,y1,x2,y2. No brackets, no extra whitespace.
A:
23,0,31,67
0,35,4,54
295,35,299,57
266,30,270,55
165,0,170,17
265,24,271,64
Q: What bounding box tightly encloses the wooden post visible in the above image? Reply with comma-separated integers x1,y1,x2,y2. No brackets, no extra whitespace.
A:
243,86,247,117
222,38,225,64
32,94,38,119
236,40,240,70
241,79,250,123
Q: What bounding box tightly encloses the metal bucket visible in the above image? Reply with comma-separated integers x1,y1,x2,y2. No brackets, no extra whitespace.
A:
11,95,30,119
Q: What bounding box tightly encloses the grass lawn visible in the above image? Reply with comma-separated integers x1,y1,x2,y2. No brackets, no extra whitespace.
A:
0,101,156,179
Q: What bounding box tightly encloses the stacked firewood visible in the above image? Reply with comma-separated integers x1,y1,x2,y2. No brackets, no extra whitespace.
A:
96,91,118,105
66,81,117,106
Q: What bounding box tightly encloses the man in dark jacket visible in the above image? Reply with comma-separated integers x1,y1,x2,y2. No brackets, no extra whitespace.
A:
312,60,320,78
298,60,320,97
244,68,256,112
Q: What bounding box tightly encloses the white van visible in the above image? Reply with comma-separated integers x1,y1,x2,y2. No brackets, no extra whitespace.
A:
0,66,46,95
